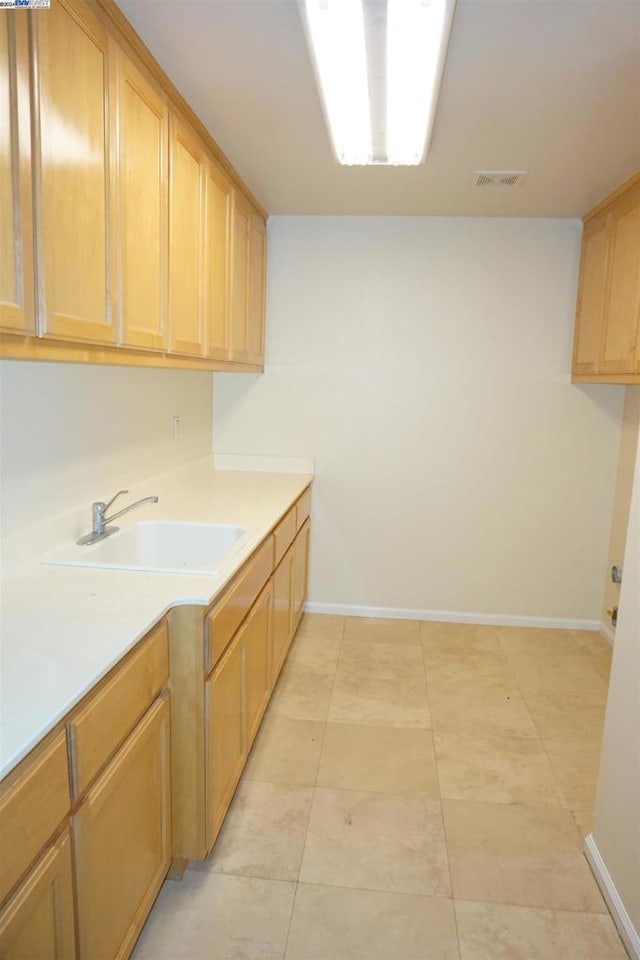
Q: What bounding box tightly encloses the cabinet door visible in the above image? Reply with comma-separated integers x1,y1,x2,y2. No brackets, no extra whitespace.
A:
247,213,266,365
572,213,611,376
600,189,640,375
271,545,294,686
168,115,205,356
244,581,273,749
0,829,76,960
33,0,117,344
204,161,231,360
117,53,168,352
293,521,310,630
73,695,170,960
230,191,250,361
205,630,245,850
0,13,34,335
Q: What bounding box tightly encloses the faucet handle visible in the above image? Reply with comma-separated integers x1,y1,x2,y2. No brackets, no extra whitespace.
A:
102,489,129,512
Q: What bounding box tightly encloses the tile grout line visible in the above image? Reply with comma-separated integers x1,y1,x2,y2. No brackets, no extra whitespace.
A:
270,615,347,960
281,880,300,960
485,629,611,919
283,614,347,956
516,640,608,828
496,630,598,828
419,621,462,959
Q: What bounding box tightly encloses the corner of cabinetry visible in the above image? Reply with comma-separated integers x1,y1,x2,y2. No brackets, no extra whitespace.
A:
166,605,207,862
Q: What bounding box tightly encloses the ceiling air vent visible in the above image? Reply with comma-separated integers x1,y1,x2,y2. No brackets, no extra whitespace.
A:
472,170,528,188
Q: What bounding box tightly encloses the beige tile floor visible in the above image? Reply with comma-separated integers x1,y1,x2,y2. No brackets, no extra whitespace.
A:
134,615,627,960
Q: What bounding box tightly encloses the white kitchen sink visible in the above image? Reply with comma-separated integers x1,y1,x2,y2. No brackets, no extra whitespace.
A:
45,521,249,576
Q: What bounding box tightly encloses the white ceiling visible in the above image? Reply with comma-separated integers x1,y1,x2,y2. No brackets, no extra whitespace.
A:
117,0,640,217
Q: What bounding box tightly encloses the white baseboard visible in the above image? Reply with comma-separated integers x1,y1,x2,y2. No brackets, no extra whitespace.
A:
584,834,640,960
303,602,599,632
599,619,616,647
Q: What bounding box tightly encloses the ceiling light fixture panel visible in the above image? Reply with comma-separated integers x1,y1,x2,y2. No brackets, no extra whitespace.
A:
304,0,372,166
303,0,456,167
386,0,456,166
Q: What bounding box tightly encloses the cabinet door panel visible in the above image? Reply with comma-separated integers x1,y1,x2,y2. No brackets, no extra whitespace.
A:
169,117,205,356
601,198,640,374
293,521,310,630
0,13,34,335
205,631,245,850
34,0,116,343
118,54,168,351
271,546,294,686
73,695,170,960
244,582,273,749
0,733,70,907
205,162,231,360
247,214,266,364
230,192,249,361
572,214,610,375
0,830,76,960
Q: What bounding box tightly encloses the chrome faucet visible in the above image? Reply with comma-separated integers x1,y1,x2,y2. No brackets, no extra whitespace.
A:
77,490,159,545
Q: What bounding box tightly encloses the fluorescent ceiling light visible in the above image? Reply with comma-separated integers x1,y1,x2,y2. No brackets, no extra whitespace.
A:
303,0,455,167
304,0,372,165
386,0,455,165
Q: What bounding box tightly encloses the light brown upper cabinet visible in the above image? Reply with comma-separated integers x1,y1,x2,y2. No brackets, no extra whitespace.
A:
572,173,640,383
168,115,206,357
0,0,268,370
230,190,250,362
32,0,117,344
248,213,267,364
231,192,266,365
572,212,610,376
117,52,168,352
0,13,35,336
204,161,232,360
600,186,640,375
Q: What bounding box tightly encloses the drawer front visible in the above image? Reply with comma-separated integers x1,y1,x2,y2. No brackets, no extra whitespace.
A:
273,506,296,567
206,536,273,672
0,732,70,906
69,619,169,800
295,487,311,531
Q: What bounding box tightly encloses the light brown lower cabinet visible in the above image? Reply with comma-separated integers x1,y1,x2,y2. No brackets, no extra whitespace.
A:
244,580,273,749
205,575,279,850
0,829,76,960
73,693,171,960
0,496,311,957
272,542,295,684
293,520,310,631
205,628,246,851
171,489,312,866
0,619,172,960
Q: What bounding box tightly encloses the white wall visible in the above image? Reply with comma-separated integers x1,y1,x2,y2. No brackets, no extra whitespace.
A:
214,216,624,623
590,430,640,953
0,362,212,538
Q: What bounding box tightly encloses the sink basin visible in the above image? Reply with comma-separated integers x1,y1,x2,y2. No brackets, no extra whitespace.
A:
45,522,248,576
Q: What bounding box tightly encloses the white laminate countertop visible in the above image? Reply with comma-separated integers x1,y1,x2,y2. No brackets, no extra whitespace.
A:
0,457,313,780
